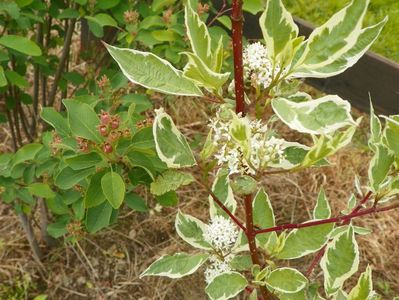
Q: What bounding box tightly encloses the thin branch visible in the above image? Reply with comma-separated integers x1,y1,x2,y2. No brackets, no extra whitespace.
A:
305,191,373,277
48,15,77,107
255,201,399,235
196,178,246,231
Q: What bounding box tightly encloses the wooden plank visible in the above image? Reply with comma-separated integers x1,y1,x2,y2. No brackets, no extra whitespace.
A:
239,11,399,114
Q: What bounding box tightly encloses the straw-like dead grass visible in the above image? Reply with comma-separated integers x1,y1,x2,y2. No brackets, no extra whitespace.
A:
1,94,398,299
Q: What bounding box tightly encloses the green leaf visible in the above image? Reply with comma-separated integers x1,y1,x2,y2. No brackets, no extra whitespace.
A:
175,210,212,250
265,268,308,294
65,152,103,170
259,0,298,61
368,144,394,192
216,16,231,30
47,217,69,238
153,108,196,168
63,99,101,142
41,107,71,137
243,0,266,14
0,35,42,56
272,95,355,135
275,223,334,259
11,143,43,168
125,193,148,212
141,252,209,278
28,183,55,199
85,201,113,233
209,168,237,218
289,0,387,78
151,29,178,42
58,8,79,19
155,191,178,207
85,13,117,28
0,66,7,87
205,272,248,300
101,171,125,209
348,266,373,300
313,187,331,219
150,170,194,196
184,3,212,66
105,44,202,97
182,52,230,92
253,188,275,246
152,0,176,11
84,171,106,208
55,167,95,190
47,195,69,215
321,226,359,295
5,70,28,88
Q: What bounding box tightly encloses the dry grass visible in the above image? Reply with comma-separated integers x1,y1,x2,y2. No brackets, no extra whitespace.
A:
1,94,399,299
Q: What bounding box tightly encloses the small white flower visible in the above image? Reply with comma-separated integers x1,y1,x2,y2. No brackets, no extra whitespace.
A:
243,42,282,89
204,254,234,284
203,216,239,251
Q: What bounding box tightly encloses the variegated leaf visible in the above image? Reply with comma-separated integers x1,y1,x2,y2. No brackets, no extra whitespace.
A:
289,0,386,78
140,252,209,278
259,0,298,62
272,95,355,135
253,188,275,247
205,272,248,300
185,3,212,66
321,226,359,295
209,168,237,218
301,120,360,168
265,268,308,294
153,108,196,168
368,144,394,192
175,210,212,250
275,223,334,260
348,266,373,300
182,52,230,92
105,44,202,96
313,187,332,219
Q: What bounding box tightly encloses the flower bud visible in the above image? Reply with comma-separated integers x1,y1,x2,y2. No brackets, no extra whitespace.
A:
110,116,120,129
98,124,108,137
100,110,111,125
102,142,113,153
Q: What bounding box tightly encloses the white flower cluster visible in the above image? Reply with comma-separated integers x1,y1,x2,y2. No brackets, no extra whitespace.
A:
243,42,278,89
204,254,234,284
209,110,285,175
203,216,239,251
203,216,238,284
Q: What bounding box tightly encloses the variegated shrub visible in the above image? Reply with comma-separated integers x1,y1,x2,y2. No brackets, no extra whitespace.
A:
107,0,398,299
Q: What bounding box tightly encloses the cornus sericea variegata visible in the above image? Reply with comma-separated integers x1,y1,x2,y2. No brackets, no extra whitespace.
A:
105,0,399,299
208,108,285,175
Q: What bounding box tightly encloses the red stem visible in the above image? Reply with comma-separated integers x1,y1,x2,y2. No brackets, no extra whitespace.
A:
231,0,245,115
208,188,246,232
255,201,399,235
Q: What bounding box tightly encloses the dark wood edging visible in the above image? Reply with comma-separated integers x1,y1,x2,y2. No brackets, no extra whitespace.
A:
234,9,399,114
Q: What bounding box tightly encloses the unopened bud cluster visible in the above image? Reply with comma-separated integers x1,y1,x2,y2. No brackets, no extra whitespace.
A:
209,110,285,175
97,110,131,154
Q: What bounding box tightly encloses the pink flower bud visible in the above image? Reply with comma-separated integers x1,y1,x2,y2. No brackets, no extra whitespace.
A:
98,125,108,137
100,110,111,125
102,143,113,153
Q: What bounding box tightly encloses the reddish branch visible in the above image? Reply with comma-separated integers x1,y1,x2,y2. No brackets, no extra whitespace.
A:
208,188,246,232
255,197,398,235
231,0,245,115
